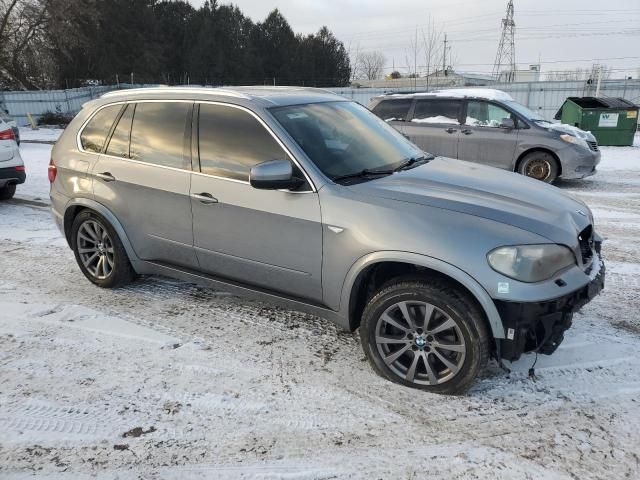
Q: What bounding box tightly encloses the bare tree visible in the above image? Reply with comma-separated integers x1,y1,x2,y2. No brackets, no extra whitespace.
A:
0,0,92,89
421,16,442,87
0,0,50,88
357,51,386,80
347,41,362,82
404,27,421,85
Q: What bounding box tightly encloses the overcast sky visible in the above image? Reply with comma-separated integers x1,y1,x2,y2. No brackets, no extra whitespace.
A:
190,0,640,78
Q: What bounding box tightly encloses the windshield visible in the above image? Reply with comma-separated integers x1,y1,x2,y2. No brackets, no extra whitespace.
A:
503,100,546,122
270,101,424,181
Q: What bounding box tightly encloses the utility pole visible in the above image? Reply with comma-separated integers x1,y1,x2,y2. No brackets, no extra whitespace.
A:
443,33,447,74
492,0,516,82
414,27,418,90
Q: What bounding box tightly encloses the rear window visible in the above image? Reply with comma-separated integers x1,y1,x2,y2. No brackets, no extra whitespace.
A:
129,102,191,169
80,105,122,153
372,99,413,122
411,99,461,124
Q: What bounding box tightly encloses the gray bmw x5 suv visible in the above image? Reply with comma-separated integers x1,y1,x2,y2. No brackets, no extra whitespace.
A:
50,87,605,394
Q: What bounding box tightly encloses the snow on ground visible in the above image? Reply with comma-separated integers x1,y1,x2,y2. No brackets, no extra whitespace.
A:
18,126,64,143
1,135,640,479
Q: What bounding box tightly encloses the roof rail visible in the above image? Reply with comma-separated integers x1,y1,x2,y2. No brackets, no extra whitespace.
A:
101,87,250,99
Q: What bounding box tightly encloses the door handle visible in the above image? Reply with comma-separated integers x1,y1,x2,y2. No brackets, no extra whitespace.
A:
461,129,473,135
96,172,115,182
445,128,457,134
192,192,218,204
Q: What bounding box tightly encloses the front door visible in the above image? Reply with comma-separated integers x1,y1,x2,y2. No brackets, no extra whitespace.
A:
92,101,197,268
403,98,462,158
457,100,520,170
190,103,323,302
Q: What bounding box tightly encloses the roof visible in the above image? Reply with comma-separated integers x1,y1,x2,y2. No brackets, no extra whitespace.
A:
99,86,343,107
376,88,514,102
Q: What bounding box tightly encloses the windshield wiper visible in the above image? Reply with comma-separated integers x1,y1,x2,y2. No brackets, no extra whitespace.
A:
332,168,394,182
393,154,434,172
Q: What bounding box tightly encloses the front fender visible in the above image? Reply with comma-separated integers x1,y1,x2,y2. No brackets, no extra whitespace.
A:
339,251,505,339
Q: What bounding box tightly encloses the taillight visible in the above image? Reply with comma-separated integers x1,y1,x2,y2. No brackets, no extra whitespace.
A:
0,128,16,141
48,158,57,183
15,165,25,171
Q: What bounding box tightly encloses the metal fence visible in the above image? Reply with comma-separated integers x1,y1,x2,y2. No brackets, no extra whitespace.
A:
0,84,152,125
330,79,640,121
2,79,639,125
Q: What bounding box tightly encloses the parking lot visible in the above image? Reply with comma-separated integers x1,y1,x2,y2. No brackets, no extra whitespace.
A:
1,134,639,478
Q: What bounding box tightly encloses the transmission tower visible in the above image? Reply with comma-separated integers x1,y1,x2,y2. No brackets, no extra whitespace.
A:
492,0,516,82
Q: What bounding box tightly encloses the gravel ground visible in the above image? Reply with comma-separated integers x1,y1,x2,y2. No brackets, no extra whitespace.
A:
0,136,639,479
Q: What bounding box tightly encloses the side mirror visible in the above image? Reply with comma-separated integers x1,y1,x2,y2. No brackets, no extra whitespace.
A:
500,117,515,129
250,159,304,190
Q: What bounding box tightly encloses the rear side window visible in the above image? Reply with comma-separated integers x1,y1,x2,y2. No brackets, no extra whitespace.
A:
80,105,122,153
105,104,134,158
198,104,288,182
372,99,413,122
411,99,461,125
129,102,191,169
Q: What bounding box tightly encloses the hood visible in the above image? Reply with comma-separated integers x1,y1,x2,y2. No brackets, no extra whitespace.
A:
545,122,596,141
348,157,591,246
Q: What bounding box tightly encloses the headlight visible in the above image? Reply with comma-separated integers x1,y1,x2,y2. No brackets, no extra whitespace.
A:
560,134,590,150
487,244,576,283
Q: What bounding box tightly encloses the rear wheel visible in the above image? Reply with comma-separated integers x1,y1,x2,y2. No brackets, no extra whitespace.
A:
0,184,16,200
517,151,559,183
71,210,136,288
360,278,490,395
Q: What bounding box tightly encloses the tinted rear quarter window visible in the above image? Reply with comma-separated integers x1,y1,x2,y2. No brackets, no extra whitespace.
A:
129,102,191,169
105,104,134,158
80,105,122,153
198,104,288,182
412,99,461,124
372,99,413,122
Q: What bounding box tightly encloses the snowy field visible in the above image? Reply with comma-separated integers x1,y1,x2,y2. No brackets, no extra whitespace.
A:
1,132,639,479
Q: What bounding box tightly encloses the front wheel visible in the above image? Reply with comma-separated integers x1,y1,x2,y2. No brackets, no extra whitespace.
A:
360,278,490,395
517,151,559,183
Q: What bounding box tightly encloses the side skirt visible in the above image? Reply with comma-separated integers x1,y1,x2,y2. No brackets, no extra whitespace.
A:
138,260,349,330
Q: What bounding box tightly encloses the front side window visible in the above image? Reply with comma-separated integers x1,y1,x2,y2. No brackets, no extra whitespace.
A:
198,104,290,182
271,101,423,180
372,99,413,122
411,99,461,125
80,104,122,153
105,104,134,158
465,101,515,128
129,102,191,169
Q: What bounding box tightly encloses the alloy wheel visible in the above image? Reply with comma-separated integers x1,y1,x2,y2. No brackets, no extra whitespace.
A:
76,220,114,280
374,300,466,385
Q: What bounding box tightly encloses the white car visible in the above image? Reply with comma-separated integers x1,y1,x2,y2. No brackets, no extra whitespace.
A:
0,117,25,200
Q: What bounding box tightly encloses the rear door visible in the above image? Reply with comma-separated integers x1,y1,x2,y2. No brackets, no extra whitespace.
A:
403,98,462,158
457,100,520,170
91,101,198,268
370,98,414,134
190,102,323,302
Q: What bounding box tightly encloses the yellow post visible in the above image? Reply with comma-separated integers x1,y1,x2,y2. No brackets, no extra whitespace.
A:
26,113,38,130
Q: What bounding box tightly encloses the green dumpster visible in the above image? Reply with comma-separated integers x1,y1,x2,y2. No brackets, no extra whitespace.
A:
555,97,638,146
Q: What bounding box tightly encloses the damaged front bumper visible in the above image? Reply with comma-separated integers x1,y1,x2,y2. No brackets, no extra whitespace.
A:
495,256,605,362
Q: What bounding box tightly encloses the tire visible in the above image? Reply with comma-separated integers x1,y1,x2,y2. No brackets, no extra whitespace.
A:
71,210,136,288
359,277,490,395
0,184,16,200
517,151,559,183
